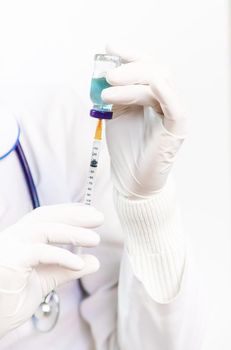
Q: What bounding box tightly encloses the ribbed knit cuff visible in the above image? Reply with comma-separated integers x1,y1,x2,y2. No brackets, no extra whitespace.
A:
114,182,186,302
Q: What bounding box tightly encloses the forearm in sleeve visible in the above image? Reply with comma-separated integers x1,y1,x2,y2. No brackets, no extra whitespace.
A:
114,180,186,303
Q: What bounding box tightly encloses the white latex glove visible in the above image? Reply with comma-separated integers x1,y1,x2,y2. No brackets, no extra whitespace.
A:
102,45,187,198
0,204,103,337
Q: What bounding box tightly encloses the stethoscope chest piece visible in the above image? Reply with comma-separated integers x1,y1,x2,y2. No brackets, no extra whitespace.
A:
32,290,60,332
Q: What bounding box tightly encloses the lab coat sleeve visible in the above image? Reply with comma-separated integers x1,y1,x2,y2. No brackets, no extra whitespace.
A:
111,181,208,350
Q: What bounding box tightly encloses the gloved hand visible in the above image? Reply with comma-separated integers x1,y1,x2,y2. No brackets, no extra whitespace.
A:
0,204,103,337
102,45,187,198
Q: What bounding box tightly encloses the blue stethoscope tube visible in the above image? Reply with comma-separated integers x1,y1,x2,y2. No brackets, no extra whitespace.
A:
0,121,39,210
15,141,40,210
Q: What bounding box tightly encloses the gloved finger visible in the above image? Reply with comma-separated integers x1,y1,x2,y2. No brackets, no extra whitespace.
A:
37,254,100,296
102,85,162,113
106,61,151,86
20,203,104,228
106,43,144,63
103,78,187,136
25,243,85,270
18,223,100,247
150,80,187,135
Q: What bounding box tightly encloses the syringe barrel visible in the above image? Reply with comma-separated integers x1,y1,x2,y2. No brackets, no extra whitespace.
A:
83,139,101,206
77,139,101,255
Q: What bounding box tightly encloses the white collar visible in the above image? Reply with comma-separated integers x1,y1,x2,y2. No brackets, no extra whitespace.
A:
0,106,20,160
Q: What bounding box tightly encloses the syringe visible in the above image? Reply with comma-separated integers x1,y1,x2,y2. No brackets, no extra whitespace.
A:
84,118,103,206
76,119,103,255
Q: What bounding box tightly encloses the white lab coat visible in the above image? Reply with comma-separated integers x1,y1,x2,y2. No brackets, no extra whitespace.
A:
0,85,208,349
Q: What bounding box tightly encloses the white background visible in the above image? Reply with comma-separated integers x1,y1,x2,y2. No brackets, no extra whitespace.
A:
0,0,230,348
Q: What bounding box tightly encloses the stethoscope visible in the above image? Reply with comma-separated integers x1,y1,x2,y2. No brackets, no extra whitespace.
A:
15,141,60,333
0,117,60,333
1,115,89,333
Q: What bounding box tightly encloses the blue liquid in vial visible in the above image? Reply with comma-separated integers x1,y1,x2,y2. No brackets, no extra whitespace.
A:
90,77,112,111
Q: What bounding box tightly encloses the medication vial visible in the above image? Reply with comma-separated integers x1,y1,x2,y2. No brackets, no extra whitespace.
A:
90,54,121,118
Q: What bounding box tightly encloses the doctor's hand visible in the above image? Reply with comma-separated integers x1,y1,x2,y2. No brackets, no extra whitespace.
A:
0,204,102,338
103,45,187,198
